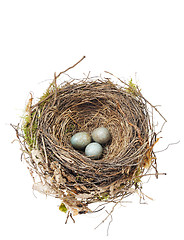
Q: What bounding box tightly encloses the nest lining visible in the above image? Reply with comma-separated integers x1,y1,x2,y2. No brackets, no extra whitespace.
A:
16,74,164,216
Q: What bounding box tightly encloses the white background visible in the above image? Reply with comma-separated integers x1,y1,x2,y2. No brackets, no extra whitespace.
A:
0,0,183,239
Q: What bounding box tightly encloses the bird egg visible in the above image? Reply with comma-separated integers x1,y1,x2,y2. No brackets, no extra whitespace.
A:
70,132,91,150
85,142,103,159
91,127,111,144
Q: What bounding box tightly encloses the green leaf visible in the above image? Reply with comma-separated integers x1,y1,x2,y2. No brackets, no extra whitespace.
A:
59,203,67,213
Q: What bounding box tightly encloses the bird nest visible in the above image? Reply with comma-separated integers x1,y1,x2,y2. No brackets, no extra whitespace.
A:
13,59,166,221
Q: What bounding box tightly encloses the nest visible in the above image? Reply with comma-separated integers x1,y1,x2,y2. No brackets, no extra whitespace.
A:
13,60,166,220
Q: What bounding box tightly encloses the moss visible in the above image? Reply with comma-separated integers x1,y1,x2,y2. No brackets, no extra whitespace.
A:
126,78,140,96
37,88,52,110
39,87,52,102
22,111,38,150
22,85,55,150
65,124,75,133
98,193,109,201
133,168,142,188
39,80,60,102
59,203,67,213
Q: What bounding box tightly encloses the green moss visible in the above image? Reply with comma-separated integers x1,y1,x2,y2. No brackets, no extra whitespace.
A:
59,203,67,213
126,78,140,96
39,87,52,102
37,88,52,110
98,193,109,201
22,83,58,150
133,168,143,188
65,124,75,133
22,112,38,150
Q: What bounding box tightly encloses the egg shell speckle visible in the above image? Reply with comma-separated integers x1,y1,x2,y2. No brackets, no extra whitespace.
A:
91,127,111,144
85,142,103,159
70,132,91,150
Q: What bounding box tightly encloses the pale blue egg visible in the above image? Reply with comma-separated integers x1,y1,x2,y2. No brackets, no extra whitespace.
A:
85,142,103,159
71,132,91,150
91,127,111,144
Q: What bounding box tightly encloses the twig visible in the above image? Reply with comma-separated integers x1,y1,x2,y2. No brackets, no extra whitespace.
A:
31,56,86,109
135,172,166,179
88,206,105,214
41,135,48,165
155,140,180,153
65,211,70,224
95,196,123,230
55,56,86,80
65,212,75,224
106,210,113,236
52,72,58,106
70,213,75,223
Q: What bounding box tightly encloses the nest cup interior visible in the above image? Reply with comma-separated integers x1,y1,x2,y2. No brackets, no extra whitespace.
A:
34,79,150,197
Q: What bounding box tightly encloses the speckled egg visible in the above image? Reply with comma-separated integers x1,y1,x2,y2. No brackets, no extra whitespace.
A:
85,142,103,159
91,127,111,144
70,132,91,150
